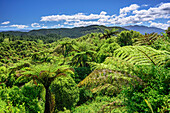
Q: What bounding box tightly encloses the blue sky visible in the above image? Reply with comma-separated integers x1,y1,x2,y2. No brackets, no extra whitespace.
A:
0,0,170,31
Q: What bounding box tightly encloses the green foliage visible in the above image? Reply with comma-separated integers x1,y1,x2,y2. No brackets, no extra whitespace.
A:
21,81,45,113
0,98,26,113
1,25,126,40
97,42,120,62
77,87,93,105
73,96,125,113
123,65,169,112
0,28,169,113
100,28,119,39
78,68,141,96
151,33,170,52
114,46,170,67
117,30,141,46
71,41,97,67
133,33,159,46
0,83,44,113
50,76,79,111
165,26,170,38
73,67,92,83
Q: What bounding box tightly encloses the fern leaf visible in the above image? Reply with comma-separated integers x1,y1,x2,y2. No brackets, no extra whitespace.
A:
113,46,170,67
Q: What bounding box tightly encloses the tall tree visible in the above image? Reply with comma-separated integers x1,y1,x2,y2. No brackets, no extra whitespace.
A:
19,63,74,113
100,28,119,39
71,41,97,67
117,30,141,46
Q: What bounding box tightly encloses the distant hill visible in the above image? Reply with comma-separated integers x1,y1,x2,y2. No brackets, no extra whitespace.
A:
123,25,165,34
1,25,127,38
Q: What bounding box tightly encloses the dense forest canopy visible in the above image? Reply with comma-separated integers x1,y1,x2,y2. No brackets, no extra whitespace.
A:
0,26,169,113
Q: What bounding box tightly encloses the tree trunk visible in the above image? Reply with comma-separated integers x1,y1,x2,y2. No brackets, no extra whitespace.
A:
44,86,51,113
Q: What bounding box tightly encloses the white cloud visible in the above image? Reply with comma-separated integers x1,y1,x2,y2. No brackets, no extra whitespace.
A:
136,22,143,25
1,3,169,29
1,21,10,25
167,20,170,23
40,11,111,22
42,26,48,28
31,23,41,27
10,24,28,29
100,11,107,15
108,3,170,26
133,3,170,20
51,24,64,28
38,3,170,28
120,4,140,14
149,21,169,30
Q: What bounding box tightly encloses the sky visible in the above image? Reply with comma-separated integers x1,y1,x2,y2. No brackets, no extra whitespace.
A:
0,0,170,31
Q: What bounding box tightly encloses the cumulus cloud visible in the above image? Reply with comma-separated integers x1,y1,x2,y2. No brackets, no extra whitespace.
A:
149,21,169,30
71,21,108,27
120,4,140,14
31,23,41,27
100,11,107,15
1,21,10,25
109,3,170,26
1,3,169,30
42,26,48,28
133,3,170,20
136,22,143,25
10,25,28,29
40,11,111,22
51,24,64,28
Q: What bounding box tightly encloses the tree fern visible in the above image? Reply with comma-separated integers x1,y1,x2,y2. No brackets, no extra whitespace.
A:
113,46,170,67
78,68,143,96
133,33,159,46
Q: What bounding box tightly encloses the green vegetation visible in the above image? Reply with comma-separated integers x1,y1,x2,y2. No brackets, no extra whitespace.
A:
0,25,126,43
0,26,169,113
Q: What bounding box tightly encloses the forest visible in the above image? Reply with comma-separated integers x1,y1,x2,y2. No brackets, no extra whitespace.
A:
0,27,169,113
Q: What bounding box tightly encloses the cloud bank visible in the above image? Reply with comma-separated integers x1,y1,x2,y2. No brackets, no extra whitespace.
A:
1,3,170,30
39,3,170,29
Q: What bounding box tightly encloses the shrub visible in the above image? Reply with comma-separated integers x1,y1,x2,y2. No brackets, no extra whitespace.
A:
77,87,93,105
50,76,79,111
73,67,92,83
0,82,44,113
21,81,45,113
123,65,169,112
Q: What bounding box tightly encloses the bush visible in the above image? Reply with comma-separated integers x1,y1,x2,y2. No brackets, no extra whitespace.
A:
77,87,93,105
0,98,26,113
21,81,45,113
73,67,92,83
0,82,44,113
50,76,79,111
123,65,170,112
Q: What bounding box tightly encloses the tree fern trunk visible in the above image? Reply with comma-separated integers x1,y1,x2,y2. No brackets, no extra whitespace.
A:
44,86,51,113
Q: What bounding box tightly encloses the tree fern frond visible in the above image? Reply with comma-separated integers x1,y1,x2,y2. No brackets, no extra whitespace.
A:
78,68,143,95
113,46,170,67
133,33,159,46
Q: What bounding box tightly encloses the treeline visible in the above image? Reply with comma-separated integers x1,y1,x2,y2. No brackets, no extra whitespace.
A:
0,33,63,43
0,25,127,43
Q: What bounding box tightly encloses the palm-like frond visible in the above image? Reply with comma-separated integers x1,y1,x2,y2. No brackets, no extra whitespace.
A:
78,68,142,95
19,63,74,87
114,46,170,67
133,33,159,46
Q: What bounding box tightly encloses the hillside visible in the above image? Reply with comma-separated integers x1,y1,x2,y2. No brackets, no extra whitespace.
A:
1,25,127,38
123,25,165,34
